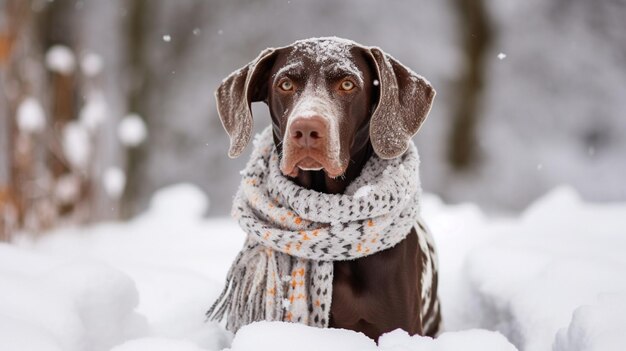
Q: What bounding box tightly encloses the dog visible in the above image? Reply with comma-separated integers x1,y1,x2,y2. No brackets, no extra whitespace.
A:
214,37,440,341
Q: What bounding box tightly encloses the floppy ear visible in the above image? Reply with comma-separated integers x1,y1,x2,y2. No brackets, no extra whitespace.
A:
215,48,278,158
367,47,436,159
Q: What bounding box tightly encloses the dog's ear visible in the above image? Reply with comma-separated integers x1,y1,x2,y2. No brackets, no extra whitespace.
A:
215,48,278,158
367,47,436,159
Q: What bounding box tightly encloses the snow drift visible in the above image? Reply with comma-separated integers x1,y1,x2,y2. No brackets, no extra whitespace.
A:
1,184,624,350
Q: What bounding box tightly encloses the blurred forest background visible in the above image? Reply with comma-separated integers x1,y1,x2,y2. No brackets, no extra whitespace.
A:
1,0,625,239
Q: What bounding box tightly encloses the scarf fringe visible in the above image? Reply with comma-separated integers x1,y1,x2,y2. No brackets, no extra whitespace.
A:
206,242,289,329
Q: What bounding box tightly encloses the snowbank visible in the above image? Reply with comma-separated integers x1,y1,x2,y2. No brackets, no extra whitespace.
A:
12,184,237,351
1,184,624,350
0,245,147,351
457,188,626,351
554,293,626,351
227,322,517,351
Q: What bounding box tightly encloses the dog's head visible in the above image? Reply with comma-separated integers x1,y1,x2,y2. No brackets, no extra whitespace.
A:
215,37,435,178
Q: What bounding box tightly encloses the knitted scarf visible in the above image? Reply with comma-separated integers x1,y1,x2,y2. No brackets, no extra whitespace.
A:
206,127,423,332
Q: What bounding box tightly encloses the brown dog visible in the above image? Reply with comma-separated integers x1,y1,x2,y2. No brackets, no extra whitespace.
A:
215,37,440,341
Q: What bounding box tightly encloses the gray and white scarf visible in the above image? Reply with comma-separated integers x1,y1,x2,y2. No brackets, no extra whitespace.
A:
206,127,424,332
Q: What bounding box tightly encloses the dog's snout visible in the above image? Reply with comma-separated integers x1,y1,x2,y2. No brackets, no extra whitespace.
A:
289,116,328,148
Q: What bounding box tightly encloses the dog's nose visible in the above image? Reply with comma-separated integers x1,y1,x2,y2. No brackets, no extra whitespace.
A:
289,116,327,148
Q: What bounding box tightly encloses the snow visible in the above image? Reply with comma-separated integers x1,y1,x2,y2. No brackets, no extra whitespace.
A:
457,187,626,351
9,184,236,351
290,37,364,84
554,293,626,351
273,62,304,81
0,245,147,351
16,97,46,134
45,45,76,75
2,184,625,350
79,92,108,131
497,52,507,60
162,35,171,42
148,183,210,218
353,184,373,198
54,174,81,204
228,322,376,351
112,337,209,351
103,167,126,199
118,114,148,147
62,122,91,170
228,323,517,351
81,52,104,77
378,329,516,351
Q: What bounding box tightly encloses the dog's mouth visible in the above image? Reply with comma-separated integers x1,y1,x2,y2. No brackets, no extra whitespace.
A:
280,152,345,178
297,157,324,171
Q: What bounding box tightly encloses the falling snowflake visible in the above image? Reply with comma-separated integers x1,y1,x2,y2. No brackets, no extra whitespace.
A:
588,146,596,156
55,174,81,204
63,122,91,170
16,97,46,134
282,299,291,309
81,52,103,77
497,52,507,60
103,167,126,199
162,35,171,42
118,114,148,147
79,92,108,131
354,185,373,198
45,45,76,74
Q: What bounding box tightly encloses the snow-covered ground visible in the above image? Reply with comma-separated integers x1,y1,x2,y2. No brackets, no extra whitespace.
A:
1,184,625,350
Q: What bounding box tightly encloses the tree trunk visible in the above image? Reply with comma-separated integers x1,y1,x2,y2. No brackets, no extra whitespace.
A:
0,0,35,240
448,0,491,170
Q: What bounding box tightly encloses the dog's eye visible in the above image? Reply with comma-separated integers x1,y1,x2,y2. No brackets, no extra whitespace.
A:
279,80,294,91
340,80,355,91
